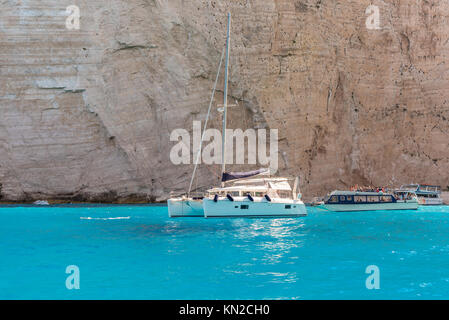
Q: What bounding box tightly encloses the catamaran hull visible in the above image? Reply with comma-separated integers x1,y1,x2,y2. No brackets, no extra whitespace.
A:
203,198,307,218
321,202,419,212
168,199,204,217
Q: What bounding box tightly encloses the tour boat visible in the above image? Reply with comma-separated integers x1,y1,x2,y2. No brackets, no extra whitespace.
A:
398,184,443,205
321,190,419,212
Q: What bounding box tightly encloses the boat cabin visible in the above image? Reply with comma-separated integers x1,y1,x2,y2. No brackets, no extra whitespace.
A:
399,184,441,198
400,184,441,193
207,178,296,200
325,191,397,204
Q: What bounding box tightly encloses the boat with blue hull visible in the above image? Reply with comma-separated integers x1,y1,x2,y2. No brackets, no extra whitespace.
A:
321,190,419,212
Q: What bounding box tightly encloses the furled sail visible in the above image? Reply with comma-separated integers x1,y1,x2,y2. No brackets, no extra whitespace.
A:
221,168,269,182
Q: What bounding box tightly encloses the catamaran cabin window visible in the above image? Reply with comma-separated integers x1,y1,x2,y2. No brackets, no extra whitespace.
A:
367,196,378,202
346,195,353,202
355,196,366,203
268,191,279,198
339,196,345,202
381,195,392,202
230,191,240,197
278,191,291,199
255,192,264,197
328,196,338,203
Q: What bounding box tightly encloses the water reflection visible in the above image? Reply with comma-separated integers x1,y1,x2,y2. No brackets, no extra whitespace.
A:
231,218,306,240
127,215,308,285
254,271,299,284
225,218,308,286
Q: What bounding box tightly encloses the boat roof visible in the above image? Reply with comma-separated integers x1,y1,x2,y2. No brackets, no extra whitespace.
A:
329,190,394,196
207,185,268,192
400,184,440,188
394,190,416,193
232,177,292,184
208,180,292,192
399,184,441,193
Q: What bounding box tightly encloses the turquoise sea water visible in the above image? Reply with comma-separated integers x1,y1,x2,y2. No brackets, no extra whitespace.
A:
1,204,449,299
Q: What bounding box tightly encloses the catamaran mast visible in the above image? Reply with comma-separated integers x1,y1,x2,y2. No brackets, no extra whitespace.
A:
221,12,231,188
187,48,225,197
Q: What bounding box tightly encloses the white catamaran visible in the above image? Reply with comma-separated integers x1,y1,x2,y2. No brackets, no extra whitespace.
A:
203,173,307,218
168,13,307,218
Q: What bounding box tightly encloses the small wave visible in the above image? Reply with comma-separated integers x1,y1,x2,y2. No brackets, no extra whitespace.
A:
80,216,130,220
419,282,432,288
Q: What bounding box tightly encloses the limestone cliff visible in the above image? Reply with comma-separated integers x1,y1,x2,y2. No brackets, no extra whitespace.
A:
0,0,448,202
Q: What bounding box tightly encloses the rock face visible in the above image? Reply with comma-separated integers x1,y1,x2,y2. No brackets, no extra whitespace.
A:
0,0,448,202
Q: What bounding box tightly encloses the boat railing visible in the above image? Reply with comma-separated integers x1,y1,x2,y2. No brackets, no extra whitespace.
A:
418,186,441,194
